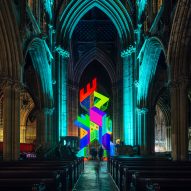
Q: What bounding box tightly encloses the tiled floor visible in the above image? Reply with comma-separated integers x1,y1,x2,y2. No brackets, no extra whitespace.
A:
73,161,119,191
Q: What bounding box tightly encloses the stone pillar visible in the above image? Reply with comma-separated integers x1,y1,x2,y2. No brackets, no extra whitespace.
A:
56,46,69,139
166,126,172,151
141,108,149,154
3,81,20,160
137,108,142,145
68,83,78,136
20,126,26,143
112,84,119,142
36,108,54,146
170,80,189,160
136,107,149,154
121,45,136,145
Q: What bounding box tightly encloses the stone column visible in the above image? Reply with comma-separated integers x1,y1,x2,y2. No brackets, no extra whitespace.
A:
136,107,149,154
56,46,69,139
170,80,189,160
36,108,54,146
112,84,119,142
141,108,149,154
3,81,20,160
121,45,136,145
68,82,78,136
166,126,171,151
136,108,142,145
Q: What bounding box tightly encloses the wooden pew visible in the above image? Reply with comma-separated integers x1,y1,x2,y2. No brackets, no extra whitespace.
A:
0,158,84,191
0,164,70,190
131,171,191,191
0,178,58,191
118,164,191,190
108,157,191,191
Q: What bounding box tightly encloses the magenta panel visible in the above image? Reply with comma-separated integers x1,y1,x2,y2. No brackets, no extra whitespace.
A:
90,107,106,126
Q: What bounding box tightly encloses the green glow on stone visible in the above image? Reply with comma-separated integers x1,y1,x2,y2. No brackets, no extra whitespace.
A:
55,46,69,138
137,0,148,20
121,45,136,145
137,38,162,103
43,0,53,20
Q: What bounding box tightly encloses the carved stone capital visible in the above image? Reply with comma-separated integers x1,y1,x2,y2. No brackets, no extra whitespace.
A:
134,80,139,87
42,107,54,115
55,46,70,58
136,108,142,114
13,82,24,91
141,107,149,114
121,45,136,58
168,81,180,89
0,80,12,90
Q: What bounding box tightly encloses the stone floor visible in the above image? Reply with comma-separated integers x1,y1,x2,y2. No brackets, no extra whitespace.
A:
73,160,119,191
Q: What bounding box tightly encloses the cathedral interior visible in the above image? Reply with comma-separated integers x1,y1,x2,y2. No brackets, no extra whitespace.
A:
0,0,191,190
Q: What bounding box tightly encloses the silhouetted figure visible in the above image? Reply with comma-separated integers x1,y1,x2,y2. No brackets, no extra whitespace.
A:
90,147,97,160
98,146,104,161
55,143,62,159
94,160,100,182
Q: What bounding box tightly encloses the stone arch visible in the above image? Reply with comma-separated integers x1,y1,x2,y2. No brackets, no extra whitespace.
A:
24,38,54,109
0,0,23,81
137,37,167,106
136,37,168,154
0,0,23,160
167,0,191,81
68,48,121,140
20,90,35,143
167,1,191,160
73,48,116,84
57,0,134,48
153,89,171,127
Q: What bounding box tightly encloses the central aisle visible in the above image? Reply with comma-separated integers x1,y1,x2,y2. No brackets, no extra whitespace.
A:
73,160,119,191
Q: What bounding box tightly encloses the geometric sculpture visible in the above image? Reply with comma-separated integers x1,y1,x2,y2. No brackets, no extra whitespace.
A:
74,78,112,155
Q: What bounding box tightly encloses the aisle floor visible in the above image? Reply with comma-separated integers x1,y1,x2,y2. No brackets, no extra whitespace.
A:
73,160,119,191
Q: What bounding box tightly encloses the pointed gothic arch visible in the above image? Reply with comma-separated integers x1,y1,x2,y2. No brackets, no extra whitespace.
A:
73,48,116,84
57,0,134,48
24,38,54,109
137,37,167,106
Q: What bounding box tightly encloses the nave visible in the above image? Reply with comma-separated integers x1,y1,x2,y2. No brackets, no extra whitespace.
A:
73,161,118,191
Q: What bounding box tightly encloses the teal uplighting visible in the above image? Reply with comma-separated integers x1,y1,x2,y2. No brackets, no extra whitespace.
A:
29,39,54,107
121,45,136,57
136,0,147,21
59,0,134,46
43,0,53,20
121,45,136,145
137,38,162,103
56,46,70,58
56,46,70,138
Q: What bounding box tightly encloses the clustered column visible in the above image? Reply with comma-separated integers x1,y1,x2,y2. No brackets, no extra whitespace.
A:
170,80,189,160
112,84,119,142
56,46,69,139
136,107,148,154
67,83,78,136
121,45,136,145
36,108,54,146
3,81,20,161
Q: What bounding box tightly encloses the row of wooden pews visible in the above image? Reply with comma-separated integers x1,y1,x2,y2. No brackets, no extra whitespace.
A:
108,156,191,191
0,157,84,191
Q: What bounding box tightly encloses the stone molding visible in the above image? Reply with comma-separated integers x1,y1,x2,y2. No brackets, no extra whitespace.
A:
55,46,70,58
121,45,136,57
